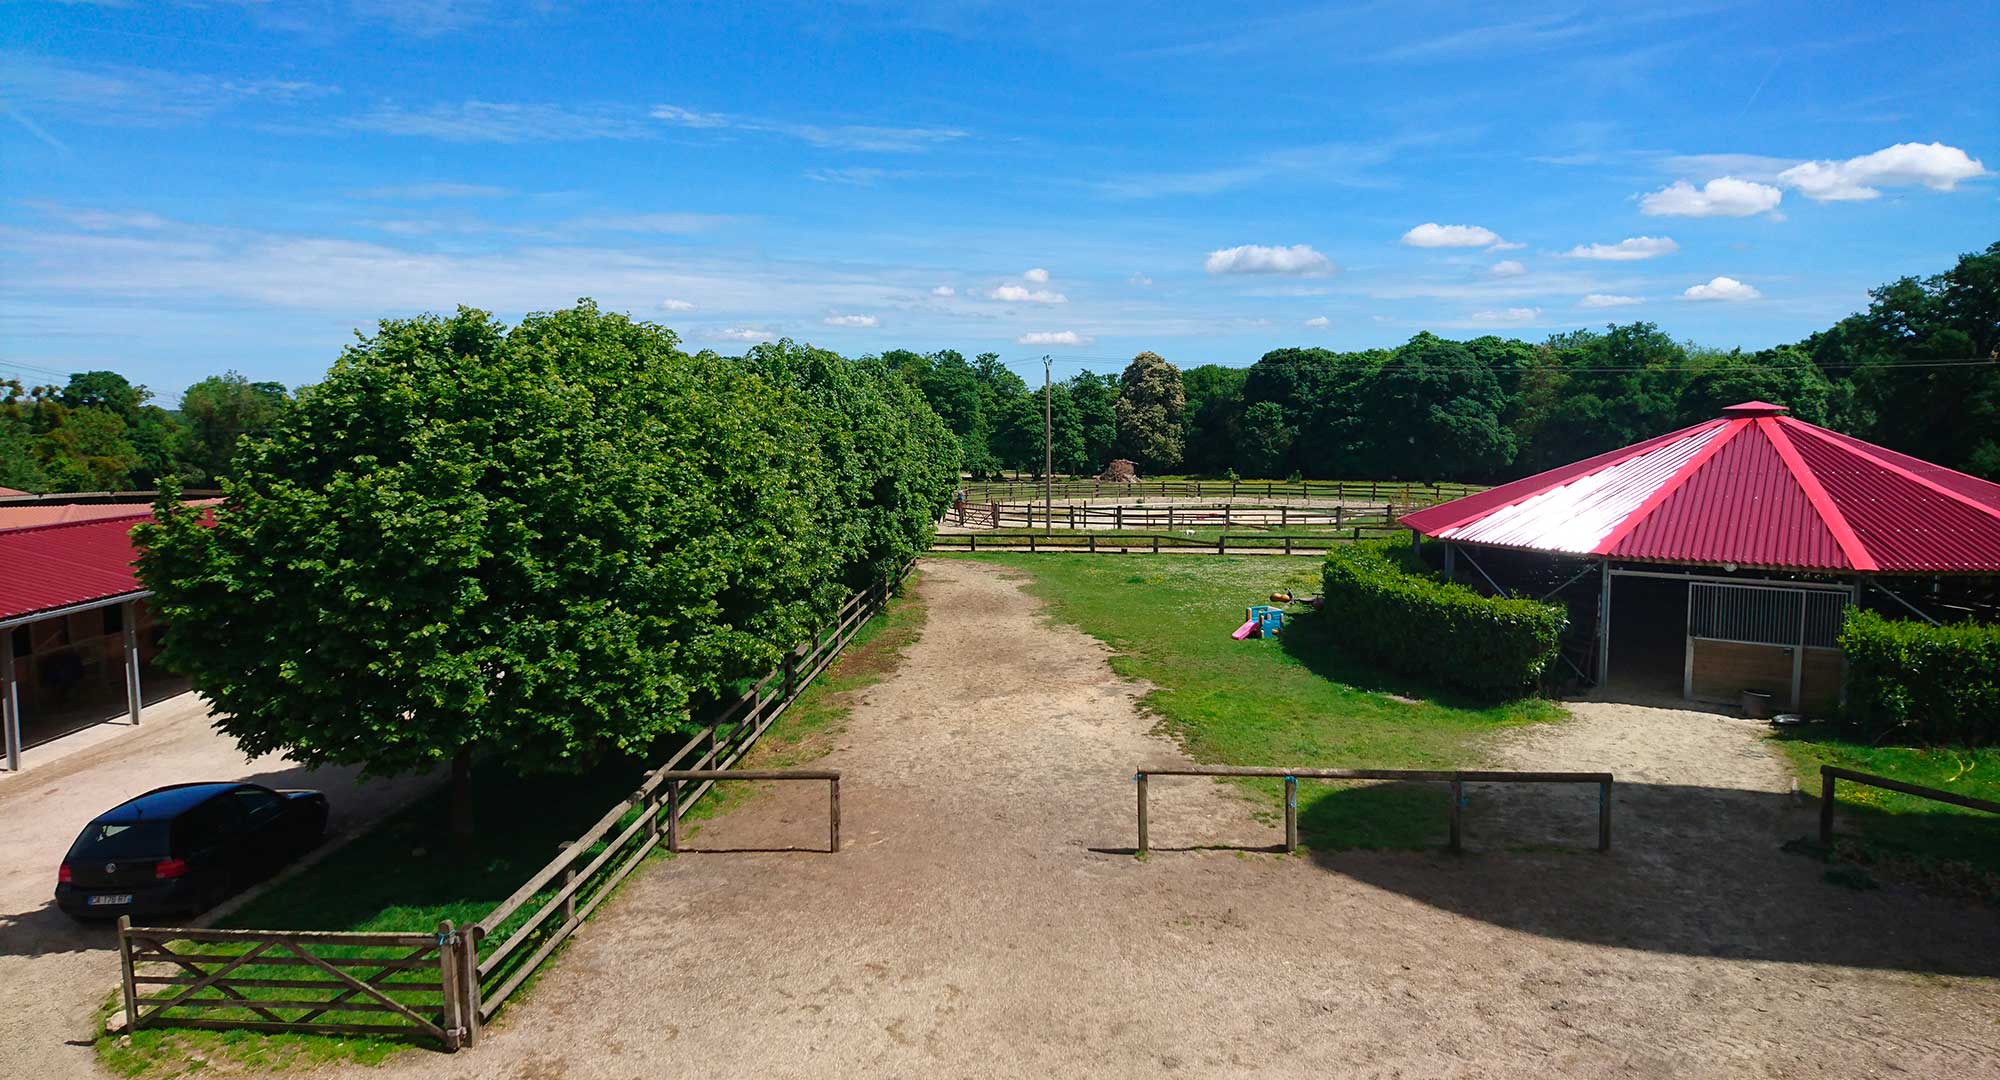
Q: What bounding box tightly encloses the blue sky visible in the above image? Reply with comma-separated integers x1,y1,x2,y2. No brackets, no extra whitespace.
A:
3,1,1996,398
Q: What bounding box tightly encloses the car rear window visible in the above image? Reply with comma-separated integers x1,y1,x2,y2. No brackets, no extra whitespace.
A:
69,821,171,859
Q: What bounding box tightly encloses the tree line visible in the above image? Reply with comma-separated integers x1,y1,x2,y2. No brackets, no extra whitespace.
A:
889,240,2000,483
0,370,291,493
138,303,960,834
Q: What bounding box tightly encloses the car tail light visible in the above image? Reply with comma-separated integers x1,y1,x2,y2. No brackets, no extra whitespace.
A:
155,858,190,880
59,863,73,884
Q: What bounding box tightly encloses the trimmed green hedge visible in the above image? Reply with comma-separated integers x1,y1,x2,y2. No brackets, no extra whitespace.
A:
1319,540,1567,698
1841,608,2000,743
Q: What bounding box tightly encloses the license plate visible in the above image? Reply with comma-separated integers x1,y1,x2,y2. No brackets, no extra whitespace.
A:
88,894,133,907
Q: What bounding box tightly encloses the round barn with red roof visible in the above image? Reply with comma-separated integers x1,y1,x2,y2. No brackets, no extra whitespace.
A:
1400,402,2000,713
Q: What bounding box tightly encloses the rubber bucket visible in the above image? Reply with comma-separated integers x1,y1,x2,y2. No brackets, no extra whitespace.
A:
1740,689,1774,719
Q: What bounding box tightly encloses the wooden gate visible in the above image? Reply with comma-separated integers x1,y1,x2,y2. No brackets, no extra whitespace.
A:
118,919,475,1050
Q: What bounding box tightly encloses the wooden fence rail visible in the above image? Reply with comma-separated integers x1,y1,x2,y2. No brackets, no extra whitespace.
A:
1818,765,2000,844
932,530,1387,556
115,564,906,1051
117,919,473,1050
1132,765,1615,854
947,501,1407,533
467,565,905,1030
958,478,1484,504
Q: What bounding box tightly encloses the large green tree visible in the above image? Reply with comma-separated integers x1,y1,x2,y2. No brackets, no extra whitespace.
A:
180,371,293,483
1114,351,1186,472
138,303,848,837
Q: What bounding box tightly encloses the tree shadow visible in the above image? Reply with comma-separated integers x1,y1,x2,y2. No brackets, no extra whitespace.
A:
1294,778,2000,977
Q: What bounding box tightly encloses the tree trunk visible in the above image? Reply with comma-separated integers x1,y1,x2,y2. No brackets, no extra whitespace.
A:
449,747,475,842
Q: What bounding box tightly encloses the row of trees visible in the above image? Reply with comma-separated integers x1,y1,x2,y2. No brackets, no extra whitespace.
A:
137,303,959,834
0,370,291,493
897,241,2000,483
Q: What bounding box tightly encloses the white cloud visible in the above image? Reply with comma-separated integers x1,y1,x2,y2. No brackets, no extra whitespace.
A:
1303,315,1330,328
1639,177,1783,217
1565,236,1678,261
1490,259,1527,277
1401,222,1505,248
1681,276,1761,301
650,103,967,153
804,166,901,186
25,203,169,231
1468,307,1542,323
1777,142,1988,202
564,212,734,234
1127,273,1153,286
346,100,651,143
658,298,696,311
988,283,1068,303
1022,267,1050,284
1487,239,1527,252
823,313,878,327
930,285,955,297
1017,330,1093,347
1203,243,1333,276
1579,293,1643,308
715,327,775,343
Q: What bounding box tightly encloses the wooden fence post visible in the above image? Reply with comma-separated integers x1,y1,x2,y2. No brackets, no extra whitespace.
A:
667,782,681,853
1284,536,1293,556
557,842,577,922
829,777,841,853
1151,536,1159,554
783,647,800,700
1448,780,1464,852
1818,767,1835,845
117,916,139,1033
1217,535,1225,555
1136,772,1150,853
1283,776,1298,853
1114,506,1122,530
461,926,482,1045
437,920,464,1052
641,787,658,842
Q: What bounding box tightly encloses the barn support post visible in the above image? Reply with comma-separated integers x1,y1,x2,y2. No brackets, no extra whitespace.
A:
122,601,142,725
1410,528,1421,556
1,640,18,772
1595,560,1612,688
1443,543,1457,581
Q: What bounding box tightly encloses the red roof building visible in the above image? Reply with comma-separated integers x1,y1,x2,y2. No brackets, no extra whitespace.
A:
1399,403,1999,713
1402,402,2000,575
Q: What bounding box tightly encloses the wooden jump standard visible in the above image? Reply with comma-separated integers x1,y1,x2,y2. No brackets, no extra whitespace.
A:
1819,765,2000,845
1133,765,1615,854
653,769,842,854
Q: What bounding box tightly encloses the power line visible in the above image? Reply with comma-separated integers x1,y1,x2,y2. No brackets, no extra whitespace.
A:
1009,356,1998,374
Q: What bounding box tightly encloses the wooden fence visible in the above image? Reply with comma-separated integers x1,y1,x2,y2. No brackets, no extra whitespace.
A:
1818,765,2000,844
947,501,1406,533
1132,765,1615,853
117,921,475,1050
466,569,902,1034
115,565,905,1051
959,478,1483,504
932,530,1384,556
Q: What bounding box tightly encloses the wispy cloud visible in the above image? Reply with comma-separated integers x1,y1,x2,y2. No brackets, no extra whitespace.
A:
1094,136,1440,199
1639,177,1783,217
1401,222,1514,249
1564,236,1678,261
651,103,968,153
989,283,1067,303
0,53,339,125
823,313,878,327
804,167,911,186
344,100,651,143
1579,293,1644,308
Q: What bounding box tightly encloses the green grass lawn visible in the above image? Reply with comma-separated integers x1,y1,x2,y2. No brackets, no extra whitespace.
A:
1768,724,2000,900
953,553,1566,851
97,580,929,1078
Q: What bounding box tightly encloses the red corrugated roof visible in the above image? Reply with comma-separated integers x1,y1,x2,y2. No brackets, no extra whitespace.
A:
1401,403,2000,574
0,513,155,622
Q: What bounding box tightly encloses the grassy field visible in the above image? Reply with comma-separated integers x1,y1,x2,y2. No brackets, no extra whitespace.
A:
96,582,929,1078
1768,725,2000,898
954,553,1566,850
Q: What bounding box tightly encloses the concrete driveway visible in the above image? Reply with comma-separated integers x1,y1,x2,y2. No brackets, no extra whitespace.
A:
0,692,435,1078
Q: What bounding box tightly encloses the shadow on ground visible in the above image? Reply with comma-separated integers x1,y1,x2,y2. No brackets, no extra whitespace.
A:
1290,778,2000,978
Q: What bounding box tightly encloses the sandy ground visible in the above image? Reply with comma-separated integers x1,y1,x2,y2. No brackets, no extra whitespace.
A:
0,692,437,1078
313,558,2000,1080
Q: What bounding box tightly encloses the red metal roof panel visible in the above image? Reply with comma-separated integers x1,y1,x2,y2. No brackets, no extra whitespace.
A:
0,514,152,622
1785,423,2000,573
1609,422,1849,570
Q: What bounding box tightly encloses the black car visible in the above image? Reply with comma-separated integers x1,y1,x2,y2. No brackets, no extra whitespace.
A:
56,782,329,920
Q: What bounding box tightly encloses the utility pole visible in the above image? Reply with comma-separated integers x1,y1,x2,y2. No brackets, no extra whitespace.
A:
1043,354,1053,536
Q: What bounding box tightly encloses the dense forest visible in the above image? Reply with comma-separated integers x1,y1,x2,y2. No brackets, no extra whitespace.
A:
5,242,1994,495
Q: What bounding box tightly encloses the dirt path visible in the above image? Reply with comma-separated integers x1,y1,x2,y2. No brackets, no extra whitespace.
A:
0,693,436,1080
321,560,1998,1080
